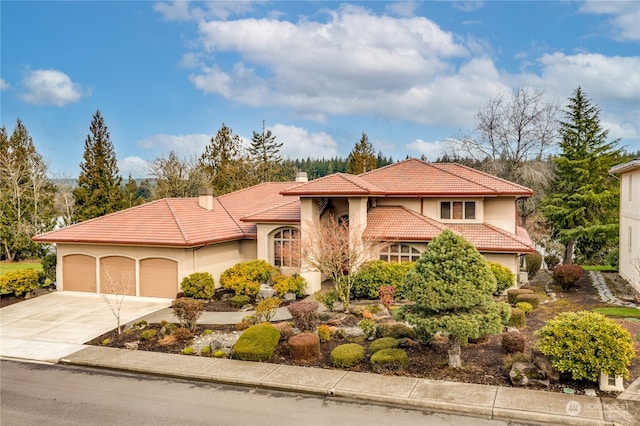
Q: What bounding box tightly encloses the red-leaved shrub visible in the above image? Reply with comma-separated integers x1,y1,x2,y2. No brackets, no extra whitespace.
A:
552,264,584,292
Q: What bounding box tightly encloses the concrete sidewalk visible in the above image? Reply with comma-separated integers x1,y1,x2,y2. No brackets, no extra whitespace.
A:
59,345,639,426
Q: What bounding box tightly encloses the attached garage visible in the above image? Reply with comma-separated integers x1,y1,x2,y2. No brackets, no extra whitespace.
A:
62,254,97,293
100,256,136,296
140,258,178,298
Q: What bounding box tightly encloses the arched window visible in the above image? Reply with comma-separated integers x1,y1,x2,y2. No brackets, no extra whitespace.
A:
380,244,421,263
274,228,300,267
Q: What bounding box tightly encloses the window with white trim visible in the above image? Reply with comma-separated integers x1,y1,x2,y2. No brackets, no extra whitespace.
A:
274,228,300,267
440,201,476,220
380,244,421,263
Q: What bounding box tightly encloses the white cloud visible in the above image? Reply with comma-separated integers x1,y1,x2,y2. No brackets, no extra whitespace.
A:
0,78,9,90
20,69,85,106
385,1,420,17
406,139,450,160
120,156,151,178
272,124,339,159
154,1,257,22
452,1,485,13
136,133,211,157
580,0,640,41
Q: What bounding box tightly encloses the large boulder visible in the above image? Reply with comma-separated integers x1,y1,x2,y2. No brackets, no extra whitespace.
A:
509,362,550,389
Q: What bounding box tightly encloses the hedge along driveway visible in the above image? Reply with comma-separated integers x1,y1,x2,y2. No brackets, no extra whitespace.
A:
0,291,171,362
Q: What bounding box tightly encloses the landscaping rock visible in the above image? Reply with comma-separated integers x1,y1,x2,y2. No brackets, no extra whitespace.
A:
124,341,139,350
531,348,560,382
259,284,276,299
509,362,550,389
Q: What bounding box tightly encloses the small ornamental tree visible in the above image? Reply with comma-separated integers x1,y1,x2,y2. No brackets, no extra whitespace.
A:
398,229,511,368
536,311,635,381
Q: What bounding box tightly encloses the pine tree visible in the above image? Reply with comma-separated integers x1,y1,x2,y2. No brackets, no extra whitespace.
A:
249,120,284,182
347,132,377,174
199,123,255,195
121,175,144,209
72,111,123,222
0,119,57,260
542,87,622,264
398,229,510,367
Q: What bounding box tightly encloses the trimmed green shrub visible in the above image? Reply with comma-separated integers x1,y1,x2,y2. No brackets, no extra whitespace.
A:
230,295,251,308
318,324,331,343
213,350,226,358
515,293,540,308
0,269,44,297
200,345,211,356
42,251,57,282
552,264,584,292
488,261,515,293
370,337,400,354
351,260,415,300
508,308,525,328
233,323,281,362
220,260,278,298
502,331,525,354
287,300,319,332
330,343,365,368
182,347,194,355
515,301,533,314
180,272,216,299
256,297,282,322
140,329,157,341
272,273,307,298
507,288,534,305
315,290,338,312
370,348,408,372
536,311,636,381
375,323,416,339
171,298,204,332
525,252,542,278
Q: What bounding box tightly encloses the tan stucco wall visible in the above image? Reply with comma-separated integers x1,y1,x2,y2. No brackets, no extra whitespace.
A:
483,252,519,287
619,168,640,293
483,197,517,233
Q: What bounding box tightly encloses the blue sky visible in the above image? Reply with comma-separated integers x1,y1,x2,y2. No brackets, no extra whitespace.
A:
2,1,639,178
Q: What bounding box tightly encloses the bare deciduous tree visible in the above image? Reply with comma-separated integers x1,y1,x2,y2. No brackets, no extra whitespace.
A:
301,215,383,313
149,151,207,199
102,265,133,335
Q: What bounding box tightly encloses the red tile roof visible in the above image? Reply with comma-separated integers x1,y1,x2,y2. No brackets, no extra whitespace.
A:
33,182,298,247
363,206,534,253
241,200,301,223
282,158,533,197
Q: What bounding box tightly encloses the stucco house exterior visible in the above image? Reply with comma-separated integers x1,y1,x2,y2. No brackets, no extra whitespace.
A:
33,159,535,298
610,159,640,293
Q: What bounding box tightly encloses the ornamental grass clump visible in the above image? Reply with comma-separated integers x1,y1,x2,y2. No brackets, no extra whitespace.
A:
233,323,281,362
536,311,635,381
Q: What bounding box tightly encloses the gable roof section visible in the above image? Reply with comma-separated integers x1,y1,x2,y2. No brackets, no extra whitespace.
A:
363,206,535,253
33,182,298,247
241,199,301,223
609,159,640,174
280,173,386,196
358,159,533,197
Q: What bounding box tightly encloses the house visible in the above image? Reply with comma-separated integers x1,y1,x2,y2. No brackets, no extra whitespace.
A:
609,159,640,293
33,159,535,298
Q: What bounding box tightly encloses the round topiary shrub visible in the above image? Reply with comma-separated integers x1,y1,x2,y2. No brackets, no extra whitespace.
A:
525,252,542,278
233,323,281,362
370,337,400,354
515,301,533,314
536,311,636,381
230,295,251,309
288,333,321,363
488,261,515,293
330,343,364,368
370,348,408,372
515,293,540,308
508,308,525,328
220,260,278,299
180,272,216,299
501,331,525,354
507,288,534,305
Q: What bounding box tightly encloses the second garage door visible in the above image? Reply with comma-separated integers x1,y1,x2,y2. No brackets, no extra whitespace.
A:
100,256,136,296
140,258,178,298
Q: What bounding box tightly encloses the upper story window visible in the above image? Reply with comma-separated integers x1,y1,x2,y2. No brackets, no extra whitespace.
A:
274,228,300,267
380,244,421,263
440,201,475,220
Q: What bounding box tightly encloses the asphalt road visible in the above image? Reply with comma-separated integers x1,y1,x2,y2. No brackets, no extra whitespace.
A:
0,360,519,426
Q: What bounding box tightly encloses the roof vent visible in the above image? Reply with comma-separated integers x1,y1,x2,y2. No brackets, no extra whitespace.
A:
198,187,214,211
296,171,308,182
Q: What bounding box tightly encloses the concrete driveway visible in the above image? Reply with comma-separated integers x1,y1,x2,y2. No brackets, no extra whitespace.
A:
0,291,171,362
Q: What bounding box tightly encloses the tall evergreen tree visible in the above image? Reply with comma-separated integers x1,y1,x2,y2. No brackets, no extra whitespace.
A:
347,132,377,174
249,120,284,182
0,119,57,260
199,123,255,195
121,175,144,209
542,87,622,264
72,110,123,222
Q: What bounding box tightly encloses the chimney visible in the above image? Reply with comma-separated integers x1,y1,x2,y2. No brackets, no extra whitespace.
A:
198,187,214,211
295,171,308,182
